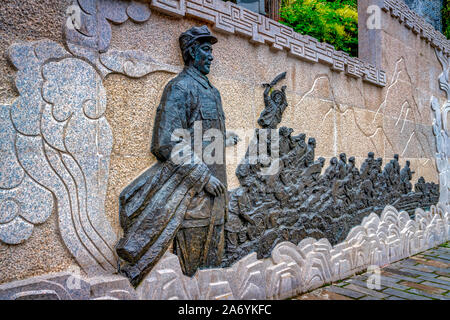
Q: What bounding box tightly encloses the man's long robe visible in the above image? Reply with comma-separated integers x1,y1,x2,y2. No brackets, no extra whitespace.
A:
116,66,227,286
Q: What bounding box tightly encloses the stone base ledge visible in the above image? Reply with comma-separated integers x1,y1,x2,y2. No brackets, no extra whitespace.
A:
1,204,448,300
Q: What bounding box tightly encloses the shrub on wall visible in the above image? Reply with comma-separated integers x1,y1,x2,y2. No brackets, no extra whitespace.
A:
443,0,450,39
279,0,358,56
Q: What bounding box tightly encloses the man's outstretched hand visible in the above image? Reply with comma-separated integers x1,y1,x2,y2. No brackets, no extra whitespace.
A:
205,175,226,197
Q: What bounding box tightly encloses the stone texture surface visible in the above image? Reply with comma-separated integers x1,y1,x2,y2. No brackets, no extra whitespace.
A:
0,39,119,275
0,0,180,280
0,204,448,299
0,0,72,103
0,0,448,292
404,0,443,33
382,0,449,55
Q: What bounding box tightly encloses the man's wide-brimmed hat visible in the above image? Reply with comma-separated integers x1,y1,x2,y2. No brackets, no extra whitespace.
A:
179,25,218,53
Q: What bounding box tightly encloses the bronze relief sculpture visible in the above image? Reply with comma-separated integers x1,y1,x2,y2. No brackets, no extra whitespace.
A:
258,71,288,129
116,26,237,286
116,26,439,287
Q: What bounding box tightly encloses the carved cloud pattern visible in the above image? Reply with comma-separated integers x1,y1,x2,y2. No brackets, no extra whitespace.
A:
0,0,179,277
432,49,450,207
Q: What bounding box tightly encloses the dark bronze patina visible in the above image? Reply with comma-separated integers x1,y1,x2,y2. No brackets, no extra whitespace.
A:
116,26,236,286
223,73,439,266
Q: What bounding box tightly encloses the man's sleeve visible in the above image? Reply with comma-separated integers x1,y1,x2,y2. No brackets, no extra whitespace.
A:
151,83,188,162
150,82,213,184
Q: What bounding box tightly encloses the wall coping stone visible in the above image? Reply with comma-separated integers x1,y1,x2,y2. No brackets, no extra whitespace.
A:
382,0,450,57
149,0,388,86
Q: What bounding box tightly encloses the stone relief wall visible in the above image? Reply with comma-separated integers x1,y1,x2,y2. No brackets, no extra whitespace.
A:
0,205,447,299
0,0,181,282
224,126,440,265
0,0,449,298
432,49,450,207
151,0,387,86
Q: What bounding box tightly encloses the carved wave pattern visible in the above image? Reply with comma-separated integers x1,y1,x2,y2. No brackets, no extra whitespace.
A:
0,205,448,299
0,0,180,277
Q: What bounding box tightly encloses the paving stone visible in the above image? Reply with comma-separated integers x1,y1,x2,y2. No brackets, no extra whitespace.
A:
334,281,348,287
383,288,432,300
406,288,449,300
411,256,431,264
399,267,438,278
401,258,420,266
422,256,450,266
435,270,450,278
381,271,422,283
411,257,450,269
383,267,419,279
436,254,450,261
411,262,449,274
436,276,450,282
378,274,403,283
385,295,406,300
318,290,354,300
422,251,439,257
392,259,417,267
420,281,450,291
293,288,352,300
359,295,382,300
399,281,447,295
355,274,369,281
343,284,389,299
375,275,412,291
417,276,450,286
380,281,410,291
324,285,366,299
433,248,450,255
399,263,436,273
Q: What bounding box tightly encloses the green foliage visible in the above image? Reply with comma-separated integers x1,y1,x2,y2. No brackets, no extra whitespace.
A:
279,0,358,56
443,0,450,39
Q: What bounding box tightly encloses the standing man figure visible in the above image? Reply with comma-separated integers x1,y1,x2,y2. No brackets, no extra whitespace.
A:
116,25,238,285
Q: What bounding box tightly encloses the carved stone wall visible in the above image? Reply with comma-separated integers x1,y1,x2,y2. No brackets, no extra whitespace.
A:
0,0,449,297
0,205,447,299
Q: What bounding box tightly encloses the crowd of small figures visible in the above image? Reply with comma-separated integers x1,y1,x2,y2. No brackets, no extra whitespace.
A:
222,127,439,266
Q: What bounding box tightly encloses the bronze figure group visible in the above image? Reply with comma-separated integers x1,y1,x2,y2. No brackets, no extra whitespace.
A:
116,26,439,286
